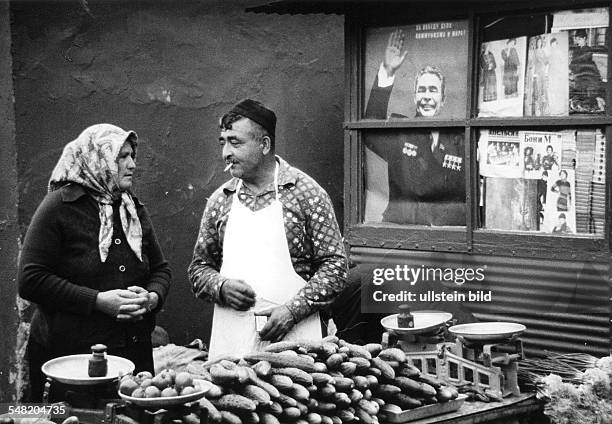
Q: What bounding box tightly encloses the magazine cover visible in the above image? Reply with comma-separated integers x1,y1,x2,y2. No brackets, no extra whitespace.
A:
478,129,522,178
520,131,563,179
477,37,527,117
568,28,607,114
523,33,569,116
542,168,577,234
552,8,608,114
363,20,469,120
484,177,540,231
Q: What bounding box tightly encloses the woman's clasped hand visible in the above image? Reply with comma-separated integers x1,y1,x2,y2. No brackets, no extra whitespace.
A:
96,286,159,321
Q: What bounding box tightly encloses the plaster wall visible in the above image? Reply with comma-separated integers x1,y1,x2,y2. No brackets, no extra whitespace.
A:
0,0,22,402
10,0,344,352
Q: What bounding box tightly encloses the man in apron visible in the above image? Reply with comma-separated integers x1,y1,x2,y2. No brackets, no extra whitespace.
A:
188,99,348,359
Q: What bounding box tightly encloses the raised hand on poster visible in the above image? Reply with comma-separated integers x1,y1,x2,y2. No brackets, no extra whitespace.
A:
383,29,408,77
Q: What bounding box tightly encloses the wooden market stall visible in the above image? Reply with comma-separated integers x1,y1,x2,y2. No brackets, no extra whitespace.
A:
246,0,612,422
249,0,612,358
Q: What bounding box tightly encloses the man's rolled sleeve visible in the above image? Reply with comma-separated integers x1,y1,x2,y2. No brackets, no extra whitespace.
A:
285,190,348,322
188,193,227,305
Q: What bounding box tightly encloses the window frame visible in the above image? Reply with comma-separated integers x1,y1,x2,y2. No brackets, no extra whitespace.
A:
343,1,612,262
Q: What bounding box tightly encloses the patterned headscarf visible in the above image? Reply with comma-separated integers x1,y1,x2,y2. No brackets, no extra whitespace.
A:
49,124,143,263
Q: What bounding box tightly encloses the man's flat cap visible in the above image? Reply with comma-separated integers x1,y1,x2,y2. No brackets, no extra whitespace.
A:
229,99,276,137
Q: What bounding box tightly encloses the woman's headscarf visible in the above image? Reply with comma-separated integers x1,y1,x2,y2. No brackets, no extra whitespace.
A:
49,124,143,263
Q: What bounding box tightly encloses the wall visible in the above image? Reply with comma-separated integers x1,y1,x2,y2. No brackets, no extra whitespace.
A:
10,0,344,350
0,0,20,403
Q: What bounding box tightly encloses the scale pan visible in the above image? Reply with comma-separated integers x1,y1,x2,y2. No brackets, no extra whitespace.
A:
448,322,526,342
42,354,135,385
118,379,212,408
381,310,453,336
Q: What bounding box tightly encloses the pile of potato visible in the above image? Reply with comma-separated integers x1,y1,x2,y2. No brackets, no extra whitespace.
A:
119,369,200,398
187,336,458,424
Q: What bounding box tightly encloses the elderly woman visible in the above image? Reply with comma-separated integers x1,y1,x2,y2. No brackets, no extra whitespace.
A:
19,124,171,401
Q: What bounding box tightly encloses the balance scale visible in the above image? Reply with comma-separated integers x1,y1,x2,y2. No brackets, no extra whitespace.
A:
381,312,526,399
40,355,209,424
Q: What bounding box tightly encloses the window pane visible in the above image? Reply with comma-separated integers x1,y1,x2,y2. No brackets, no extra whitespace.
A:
363,129,466,226
478,128,606,236
477,8,609,117
363,21,469,119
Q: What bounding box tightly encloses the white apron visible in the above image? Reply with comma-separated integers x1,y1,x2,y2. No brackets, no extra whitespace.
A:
208,165,322,360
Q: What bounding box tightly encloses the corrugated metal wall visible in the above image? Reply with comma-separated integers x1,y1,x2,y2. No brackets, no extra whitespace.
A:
351,246,610,357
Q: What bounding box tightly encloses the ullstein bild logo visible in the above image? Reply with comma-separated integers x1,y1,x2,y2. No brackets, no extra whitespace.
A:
371,265,486,287
371,289,492,303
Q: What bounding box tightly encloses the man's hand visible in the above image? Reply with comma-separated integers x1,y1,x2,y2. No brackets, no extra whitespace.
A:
220,279,256,311
95,289,147,322
258,305,295,342
383,29,408,77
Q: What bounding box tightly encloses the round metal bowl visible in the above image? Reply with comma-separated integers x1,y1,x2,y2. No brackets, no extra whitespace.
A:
381,310,453,336
42,354,135,385
118,379,212,408
448,322,526,342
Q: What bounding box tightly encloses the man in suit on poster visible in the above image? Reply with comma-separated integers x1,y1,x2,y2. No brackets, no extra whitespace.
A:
331,30,474,344
364,28,465,226
365,29,447,119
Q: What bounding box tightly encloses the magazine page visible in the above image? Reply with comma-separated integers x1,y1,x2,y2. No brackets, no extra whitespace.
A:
523,33,569,116
519,131,563,179
560,129,577,170
478,129,522,178
593,129,606,184
484,177,539,231
363,20,469,120
590,181,606,235
568,28,607,114
553,8,608,114
575,129,595,233
552,7,608,31
542,169,577,234
477,37,527,117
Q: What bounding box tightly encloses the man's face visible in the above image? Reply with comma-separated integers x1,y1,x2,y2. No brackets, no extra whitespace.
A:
414,72,443,117
219,118,267,182
574,35,586,47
